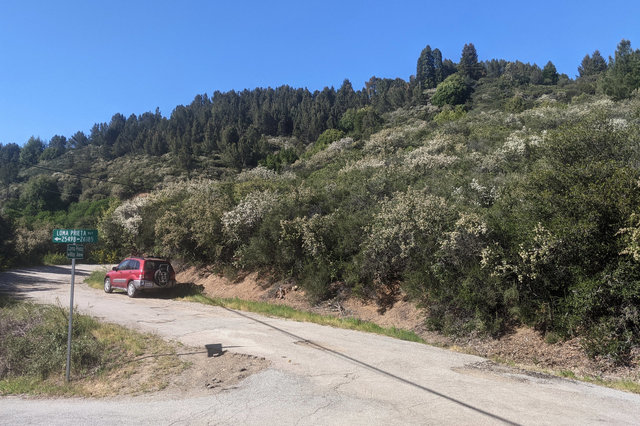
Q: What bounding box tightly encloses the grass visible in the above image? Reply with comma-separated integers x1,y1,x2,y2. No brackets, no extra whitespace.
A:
180,293,426,344
85,268,107,290
0,294,188,397
557,371,640,394
85,270,425,344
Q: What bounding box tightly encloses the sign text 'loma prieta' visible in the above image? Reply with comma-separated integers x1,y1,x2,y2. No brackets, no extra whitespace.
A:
52,229,98,244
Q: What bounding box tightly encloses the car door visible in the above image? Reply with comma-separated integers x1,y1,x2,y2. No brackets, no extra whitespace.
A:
127,259,140,286
112,259,131,288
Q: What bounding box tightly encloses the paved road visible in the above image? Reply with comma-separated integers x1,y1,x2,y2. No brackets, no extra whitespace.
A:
1,265,639,425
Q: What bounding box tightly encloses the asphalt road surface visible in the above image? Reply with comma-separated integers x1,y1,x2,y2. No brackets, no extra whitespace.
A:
1,265,639,425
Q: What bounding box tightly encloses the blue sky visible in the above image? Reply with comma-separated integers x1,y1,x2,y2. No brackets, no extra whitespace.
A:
1,0,639,146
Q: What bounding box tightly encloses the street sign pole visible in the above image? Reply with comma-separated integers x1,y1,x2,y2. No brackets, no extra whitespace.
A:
65,258,76,383
53,229,97,383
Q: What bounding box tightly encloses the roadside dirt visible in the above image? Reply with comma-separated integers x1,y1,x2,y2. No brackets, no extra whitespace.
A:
177,266,640,385
153,351,271,398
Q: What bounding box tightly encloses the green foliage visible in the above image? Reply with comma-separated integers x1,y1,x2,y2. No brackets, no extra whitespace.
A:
504,94,528,112
261,148,298,172
339,107,383,139
19,137,45,166
0,143,21,184
304,129,345,158
416,45,448,98
431,74,472,107
458,43,483,80
569,262,640,363
578,50,607,78
600,39,640,100
42,252,69,265
0,298,104,380
5,39,640,363
542,61,559,85
433,105,467,123
0,215,15,270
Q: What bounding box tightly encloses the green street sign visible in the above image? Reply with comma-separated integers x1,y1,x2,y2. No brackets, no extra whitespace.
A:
66,244,84,259
53,229,98,244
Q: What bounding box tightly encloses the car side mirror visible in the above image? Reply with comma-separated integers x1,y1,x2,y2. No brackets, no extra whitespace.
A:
112,266,118,271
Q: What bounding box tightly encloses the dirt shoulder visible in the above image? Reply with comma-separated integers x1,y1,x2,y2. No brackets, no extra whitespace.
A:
177,266,640,386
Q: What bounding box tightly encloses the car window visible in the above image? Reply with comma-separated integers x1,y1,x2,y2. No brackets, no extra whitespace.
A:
117,260,130,271
144,260,172,271
130,260,140,270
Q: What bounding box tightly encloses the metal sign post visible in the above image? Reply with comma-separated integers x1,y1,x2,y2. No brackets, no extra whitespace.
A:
53,229,97,383
65,258,76,383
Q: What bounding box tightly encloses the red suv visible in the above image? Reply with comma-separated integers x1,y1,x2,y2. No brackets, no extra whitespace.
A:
104,257,176,297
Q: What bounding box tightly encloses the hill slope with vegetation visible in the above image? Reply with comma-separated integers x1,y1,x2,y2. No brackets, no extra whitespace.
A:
2,40,640,363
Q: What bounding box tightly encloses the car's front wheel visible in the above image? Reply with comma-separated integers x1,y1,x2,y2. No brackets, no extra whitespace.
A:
127,282,137,298
104,277,113,293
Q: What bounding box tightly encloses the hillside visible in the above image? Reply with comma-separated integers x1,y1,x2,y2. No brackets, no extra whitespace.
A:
1,40,640,366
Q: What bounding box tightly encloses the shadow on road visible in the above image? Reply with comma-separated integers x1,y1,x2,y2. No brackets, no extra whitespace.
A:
223,307,521,426
0,267,68,300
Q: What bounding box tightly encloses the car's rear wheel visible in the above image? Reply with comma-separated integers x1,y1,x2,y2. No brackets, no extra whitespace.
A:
127,282,137,298
104,278,113,293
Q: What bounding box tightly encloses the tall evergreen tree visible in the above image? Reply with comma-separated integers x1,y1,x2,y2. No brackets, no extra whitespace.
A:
542,61,559,85
458,43,483,80
417,45,437,89
433,48,444,84
600,39,640,99
19,137,45,166
578,50,607,77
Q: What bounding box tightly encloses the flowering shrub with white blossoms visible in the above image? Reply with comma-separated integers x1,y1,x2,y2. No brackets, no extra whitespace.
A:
112,196,151,235
222,190,280,243
299,137,356,168
338,156,387,175
235,166,296,182
362,188,451,281
279,213,335,258
364,122,426,154
437,212,489,268
399,147,458,173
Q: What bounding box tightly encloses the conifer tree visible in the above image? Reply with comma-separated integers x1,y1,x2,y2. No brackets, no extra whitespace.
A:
578,50,607,77
542,61,559,85
458,43,483,80
417,45,437,89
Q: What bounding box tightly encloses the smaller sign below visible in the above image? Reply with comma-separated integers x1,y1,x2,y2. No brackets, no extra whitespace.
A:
53,229,98,244
66,244,84,259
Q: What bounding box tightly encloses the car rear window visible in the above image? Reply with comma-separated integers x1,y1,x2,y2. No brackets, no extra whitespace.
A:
144,260,172,272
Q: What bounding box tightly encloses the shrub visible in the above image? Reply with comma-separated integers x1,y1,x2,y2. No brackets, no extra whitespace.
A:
361,188,452,283
0,298,104,380
431,74,471,107
43,252,69,265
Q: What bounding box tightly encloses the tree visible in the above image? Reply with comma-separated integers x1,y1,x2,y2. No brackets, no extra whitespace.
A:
0,213,15,269
458,43,483,80
20,175,64,213
433,48,445,84
417,45,437,90
542,61,559,85
431,74,471,106
40,135,66,161
578,50,607,78
600,39,640,99
68,131,89,149
0,143,21,184
19,137,45,166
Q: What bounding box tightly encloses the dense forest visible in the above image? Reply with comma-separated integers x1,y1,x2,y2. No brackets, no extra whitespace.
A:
2,40,640,362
